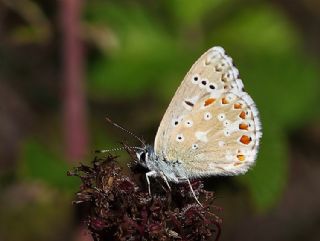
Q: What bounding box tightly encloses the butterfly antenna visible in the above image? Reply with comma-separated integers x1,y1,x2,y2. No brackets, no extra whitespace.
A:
95,146,126,153
95,146,144,154
105,117,146,147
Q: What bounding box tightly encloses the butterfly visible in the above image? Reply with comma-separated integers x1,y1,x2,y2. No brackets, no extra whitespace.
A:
106,46,262,204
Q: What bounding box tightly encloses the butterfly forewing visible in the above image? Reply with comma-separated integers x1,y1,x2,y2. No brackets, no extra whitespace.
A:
154,46,262,177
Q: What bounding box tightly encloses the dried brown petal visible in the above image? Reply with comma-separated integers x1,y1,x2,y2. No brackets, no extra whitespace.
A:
69,155,222,241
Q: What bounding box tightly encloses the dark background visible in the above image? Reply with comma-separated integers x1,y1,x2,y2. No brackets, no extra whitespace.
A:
0,0,319,241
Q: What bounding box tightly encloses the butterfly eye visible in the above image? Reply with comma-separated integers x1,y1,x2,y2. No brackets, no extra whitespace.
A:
176,134,184,142
137,151,147,162
140,152,146,161
191,74,200,84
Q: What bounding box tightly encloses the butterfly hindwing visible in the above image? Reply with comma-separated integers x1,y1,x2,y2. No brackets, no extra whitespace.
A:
154,46,262,177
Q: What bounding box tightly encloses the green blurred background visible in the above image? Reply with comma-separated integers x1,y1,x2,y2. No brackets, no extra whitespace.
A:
0,0,319,241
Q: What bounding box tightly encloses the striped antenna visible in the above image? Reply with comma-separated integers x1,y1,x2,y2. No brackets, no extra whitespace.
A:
105,117,145,147
95,146,144,154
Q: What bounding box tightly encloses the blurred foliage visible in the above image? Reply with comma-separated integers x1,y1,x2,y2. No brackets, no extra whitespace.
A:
18,139,79,191
167,0,227,26
1,0,51,44
86,2,182,99
0,181,73,241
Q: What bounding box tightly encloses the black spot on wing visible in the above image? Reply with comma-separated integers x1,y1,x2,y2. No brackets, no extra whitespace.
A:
184,100,194,107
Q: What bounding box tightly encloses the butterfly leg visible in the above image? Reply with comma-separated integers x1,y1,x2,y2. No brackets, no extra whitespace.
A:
160,172,172,191
146,170,157,195
180,178,202,206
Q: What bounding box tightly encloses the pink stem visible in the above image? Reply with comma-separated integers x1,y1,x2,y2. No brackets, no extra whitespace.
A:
61,0,88,162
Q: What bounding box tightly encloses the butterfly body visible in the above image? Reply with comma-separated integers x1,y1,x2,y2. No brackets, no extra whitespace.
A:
136,145,186,183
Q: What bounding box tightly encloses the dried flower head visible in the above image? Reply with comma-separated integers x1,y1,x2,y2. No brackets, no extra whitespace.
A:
68,154,222,241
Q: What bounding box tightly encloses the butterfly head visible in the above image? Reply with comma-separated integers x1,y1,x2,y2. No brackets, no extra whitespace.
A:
135,145,185,183
135,145,154,166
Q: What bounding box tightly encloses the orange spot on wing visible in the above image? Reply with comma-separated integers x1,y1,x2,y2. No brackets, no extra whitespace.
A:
240,135,251,145
237,155,245,161
234,103,242,109
204,98,215,106
221,97,229,104
239,111,246,119
239,123,248,130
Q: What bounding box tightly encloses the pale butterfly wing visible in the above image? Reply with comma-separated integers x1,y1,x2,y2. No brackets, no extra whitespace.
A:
154,46,262,177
